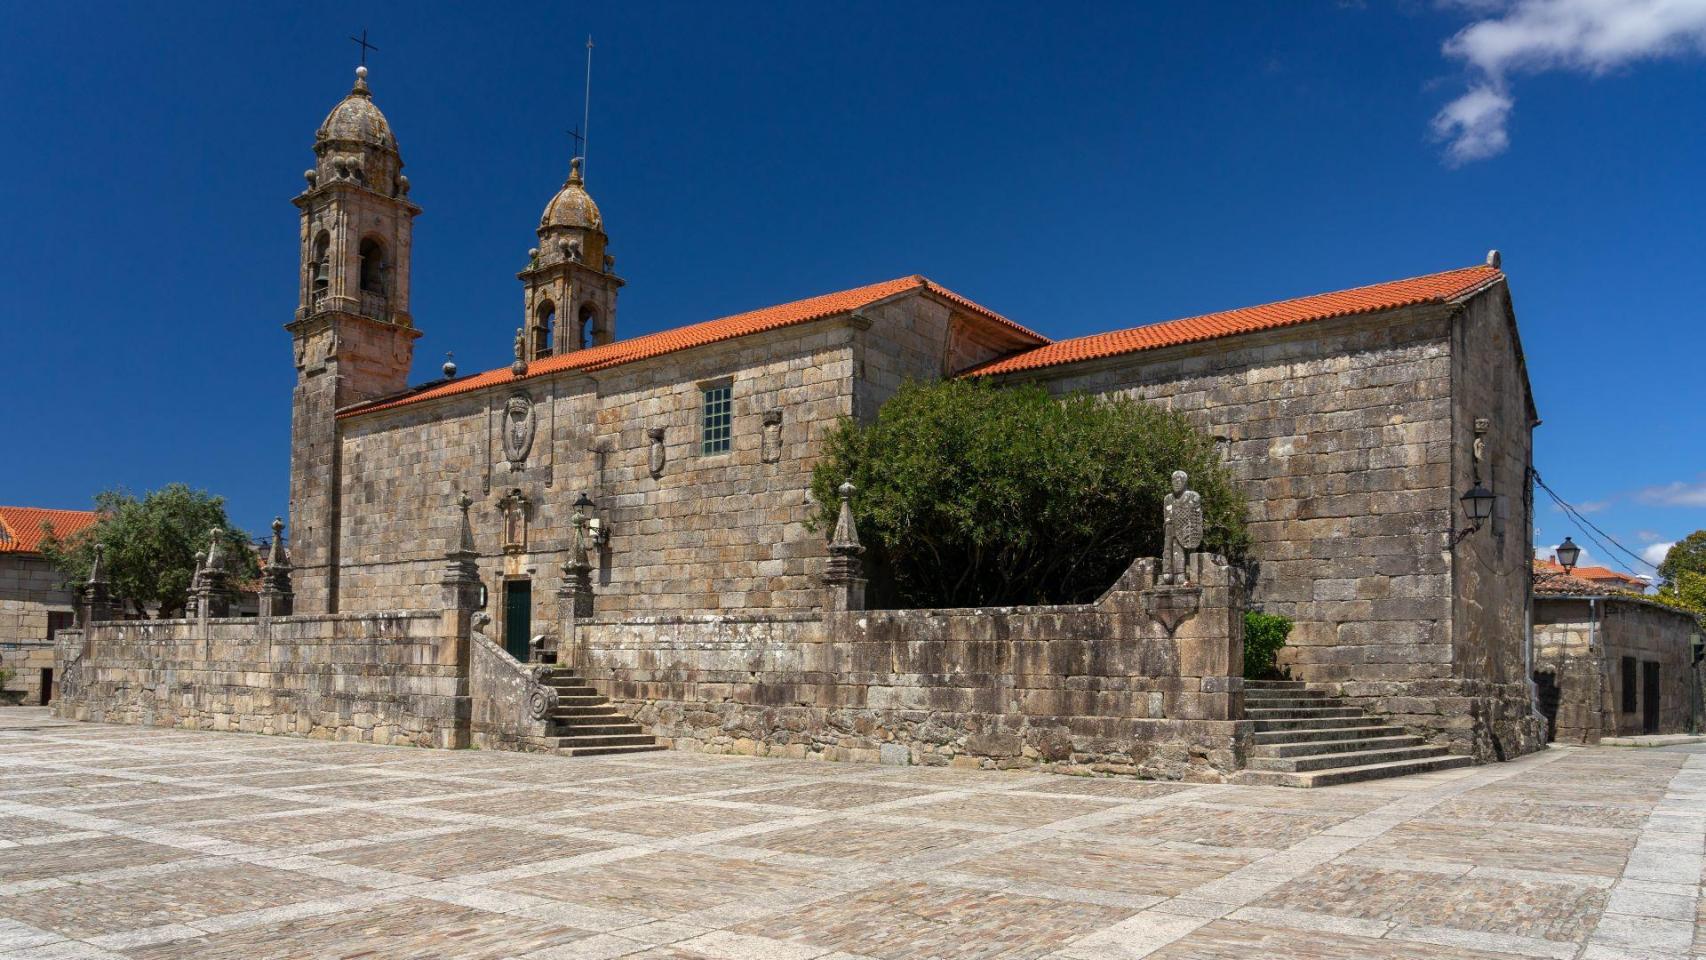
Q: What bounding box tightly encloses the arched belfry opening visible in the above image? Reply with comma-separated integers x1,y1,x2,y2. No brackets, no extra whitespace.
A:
534,300,556,359
358,237,386,295
311,231,331,294
577,303,598,350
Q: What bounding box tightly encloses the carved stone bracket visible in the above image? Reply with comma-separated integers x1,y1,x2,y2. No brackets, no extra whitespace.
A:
1142,584,1202,636
761,410,783,464
647,427,666,479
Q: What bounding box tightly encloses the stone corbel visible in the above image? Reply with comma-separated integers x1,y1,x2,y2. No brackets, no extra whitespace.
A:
1143,582,1202,635
761,410,783,464
647,427,666,479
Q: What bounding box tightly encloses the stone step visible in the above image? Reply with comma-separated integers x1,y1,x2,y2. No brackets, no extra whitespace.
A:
558,743,669,758
549,722,644,737
1232,753,1475,788
551,732,661,749
1244,680,1308,689
1253,724,1407,745
550,705,624,719
1242,695,1338,709
1252,734,1425,759
1249,744,1452,773
555,695,610,707
1250,715,1388,732
1245,706,1363,721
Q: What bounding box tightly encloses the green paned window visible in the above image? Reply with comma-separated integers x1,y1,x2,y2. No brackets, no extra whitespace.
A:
701,384,732,454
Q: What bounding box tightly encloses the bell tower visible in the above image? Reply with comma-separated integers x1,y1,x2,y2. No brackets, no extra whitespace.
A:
285,65,421,613
518,157,623,359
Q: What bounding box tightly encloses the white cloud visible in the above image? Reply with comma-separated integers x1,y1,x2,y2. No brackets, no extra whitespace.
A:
1642,541,1675,567
1636,529,1663,543
1435,0,1706,163
1635,479,1706,507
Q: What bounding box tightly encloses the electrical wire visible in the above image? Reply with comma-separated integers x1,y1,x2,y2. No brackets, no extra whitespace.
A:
1533,472,1661,575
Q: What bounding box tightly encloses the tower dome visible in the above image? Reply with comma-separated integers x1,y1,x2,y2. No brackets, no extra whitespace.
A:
311,67,405,197
540,158,602,231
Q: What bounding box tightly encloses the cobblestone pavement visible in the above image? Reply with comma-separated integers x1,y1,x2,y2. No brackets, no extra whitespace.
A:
0,707,1700,960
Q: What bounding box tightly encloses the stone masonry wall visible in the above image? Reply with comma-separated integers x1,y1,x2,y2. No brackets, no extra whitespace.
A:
52,610,469,747
1003,288,1541,759
0,554,76,705
332,316,860,635
580,554,1250,781
1534,596,1699,742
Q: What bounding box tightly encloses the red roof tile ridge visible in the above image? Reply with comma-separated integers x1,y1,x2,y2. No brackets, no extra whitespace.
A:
962,264,1503,378
341,274,1036,418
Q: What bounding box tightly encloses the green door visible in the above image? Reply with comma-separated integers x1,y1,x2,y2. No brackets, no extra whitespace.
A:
503,579,532,661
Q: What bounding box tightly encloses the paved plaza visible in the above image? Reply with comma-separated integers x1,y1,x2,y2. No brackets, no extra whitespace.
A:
0,708,1701,960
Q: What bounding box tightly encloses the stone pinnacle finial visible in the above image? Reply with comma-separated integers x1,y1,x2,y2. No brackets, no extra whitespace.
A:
352,64,371,96
454,491,477,555
87,542,105,584
1486,249,1501,269
512,328,528,377
830,481,862,554
268,517,286,566
443,352,457,379
569,156,584,186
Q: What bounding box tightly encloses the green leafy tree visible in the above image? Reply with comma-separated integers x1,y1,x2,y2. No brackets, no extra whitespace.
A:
1658,531,1706,587
810,379,1248,607
1243,611,1293,680
38,484,257,619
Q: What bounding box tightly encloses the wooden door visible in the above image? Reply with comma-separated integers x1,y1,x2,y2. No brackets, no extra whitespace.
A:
1642,661,1661,734
504,579,532,661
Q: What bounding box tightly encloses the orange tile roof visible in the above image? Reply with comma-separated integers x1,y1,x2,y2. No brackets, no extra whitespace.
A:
0,506,99,555
1534,557,1647,588
343,276,1045,418
963,264,1504,377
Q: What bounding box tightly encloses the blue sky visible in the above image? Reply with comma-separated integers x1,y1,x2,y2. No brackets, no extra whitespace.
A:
2,1,1702,577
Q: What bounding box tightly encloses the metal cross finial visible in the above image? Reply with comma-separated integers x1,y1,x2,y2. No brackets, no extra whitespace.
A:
567,126,585,161
350,29,378,66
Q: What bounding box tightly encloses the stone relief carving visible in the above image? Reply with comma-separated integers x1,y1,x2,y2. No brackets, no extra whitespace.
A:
761,410,783,464
647,427,666,479
498,488,529,554
1160,470,1204,586
503,395,535,471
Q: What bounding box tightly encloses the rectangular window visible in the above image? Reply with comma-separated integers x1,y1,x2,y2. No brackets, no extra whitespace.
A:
701,383,732,455
1621,656,1638,713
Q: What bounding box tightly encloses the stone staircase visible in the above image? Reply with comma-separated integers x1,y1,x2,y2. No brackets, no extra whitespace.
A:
1234,680,1473,787
535,668,666,757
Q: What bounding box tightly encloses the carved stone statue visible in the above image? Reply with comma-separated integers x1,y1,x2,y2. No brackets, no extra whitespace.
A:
1160,470,1204,586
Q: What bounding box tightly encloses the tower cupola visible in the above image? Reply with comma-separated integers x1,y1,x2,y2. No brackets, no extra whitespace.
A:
518,157,623,359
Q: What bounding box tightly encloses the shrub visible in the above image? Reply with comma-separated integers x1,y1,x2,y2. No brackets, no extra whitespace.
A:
1243,611,1292,680
810,379,1247,608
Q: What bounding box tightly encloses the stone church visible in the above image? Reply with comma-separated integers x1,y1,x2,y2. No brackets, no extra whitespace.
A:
55,66,1544,783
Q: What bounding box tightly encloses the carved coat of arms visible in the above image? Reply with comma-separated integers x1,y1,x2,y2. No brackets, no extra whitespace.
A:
503,395,535,470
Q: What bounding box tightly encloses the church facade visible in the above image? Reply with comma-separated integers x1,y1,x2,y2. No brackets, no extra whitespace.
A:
116,64,1541,772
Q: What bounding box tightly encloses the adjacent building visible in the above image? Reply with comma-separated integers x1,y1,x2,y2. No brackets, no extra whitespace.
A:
1531,564,1703,743
0,506,96,705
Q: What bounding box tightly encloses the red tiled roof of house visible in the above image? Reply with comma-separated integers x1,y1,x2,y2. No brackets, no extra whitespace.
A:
1534,557,1647,589
342,276,1045,418
962,264,1504,378
0,507,99,555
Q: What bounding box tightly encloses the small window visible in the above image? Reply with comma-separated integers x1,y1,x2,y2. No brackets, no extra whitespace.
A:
46,611,73,639
701,383,732,455
358,237,386,294
1621,657,1638,713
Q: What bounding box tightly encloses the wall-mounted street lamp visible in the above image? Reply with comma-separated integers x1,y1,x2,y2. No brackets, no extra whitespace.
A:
1555,536,1581,573
1460,482,1496,529
574,492,609,547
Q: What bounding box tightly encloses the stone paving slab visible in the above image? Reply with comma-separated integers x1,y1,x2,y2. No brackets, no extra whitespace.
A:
0,707,1699,960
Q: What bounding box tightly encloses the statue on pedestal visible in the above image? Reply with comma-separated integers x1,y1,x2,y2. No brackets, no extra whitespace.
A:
1160,470,1203,586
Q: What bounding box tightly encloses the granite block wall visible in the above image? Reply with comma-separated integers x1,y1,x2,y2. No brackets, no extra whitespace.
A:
1534,596,1701,742
52,609,469,747
579,554,1251,781
1003,287,1542,759
0,554,75,705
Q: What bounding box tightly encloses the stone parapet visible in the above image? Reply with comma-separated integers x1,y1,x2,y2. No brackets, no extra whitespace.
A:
52,610,470,748
577,554,1251,780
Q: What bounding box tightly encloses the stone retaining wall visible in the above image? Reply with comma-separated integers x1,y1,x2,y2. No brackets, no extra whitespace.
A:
580,555,1252,781
52,610,470,748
